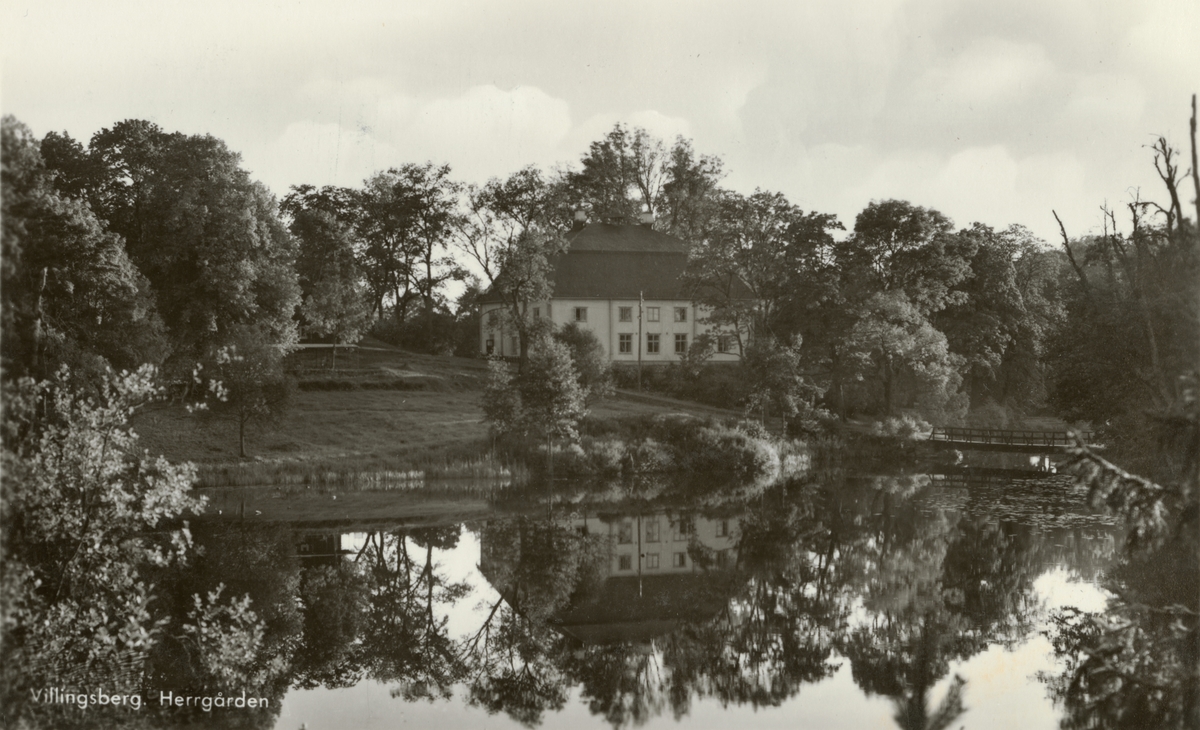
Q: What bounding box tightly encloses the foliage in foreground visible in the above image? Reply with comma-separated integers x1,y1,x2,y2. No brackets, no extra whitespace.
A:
0,367,284,728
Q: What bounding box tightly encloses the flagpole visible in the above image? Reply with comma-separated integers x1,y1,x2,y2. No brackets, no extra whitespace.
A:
637,290,643,392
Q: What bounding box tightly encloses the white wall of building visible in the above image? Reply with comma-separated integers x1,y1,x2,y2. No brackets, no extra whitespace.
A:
480,299,742,362
574,513,740,576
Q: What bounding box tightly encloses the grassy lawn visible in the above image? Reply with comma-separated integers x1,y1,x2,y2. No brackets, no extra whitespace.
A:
136,388,493,466
133,341,739,486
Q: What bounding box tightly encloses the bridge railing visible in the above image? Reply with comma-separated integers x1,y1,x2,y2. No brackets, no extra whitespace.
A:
928,427,1095,447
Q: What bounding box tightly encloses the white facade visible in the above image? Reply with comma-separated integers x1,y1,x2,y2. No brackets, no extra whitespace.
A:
480,298,742,363
576,512,740,576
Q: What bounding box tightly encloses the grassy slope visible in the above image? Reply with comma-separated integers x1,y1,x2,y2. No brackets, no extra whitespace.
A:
133,341,738,485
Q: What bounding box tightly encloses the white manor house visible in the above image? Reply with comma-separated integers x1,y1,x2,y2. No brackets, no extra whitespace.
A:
479,221,747,363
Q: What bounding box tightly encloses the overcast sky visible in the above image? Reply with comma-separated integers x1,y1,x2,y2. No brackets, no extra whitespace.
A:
3,0,1198,244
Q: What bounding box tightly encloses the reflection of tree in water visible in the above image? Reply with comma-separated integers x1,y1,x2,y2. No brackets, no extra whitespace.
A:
464,478,1084,729
662,496,847,714
343,526,470,700
464,518,609,725
6,474,1104,730
834,482,1057,730
1042,473,1199,728
144,522,302,729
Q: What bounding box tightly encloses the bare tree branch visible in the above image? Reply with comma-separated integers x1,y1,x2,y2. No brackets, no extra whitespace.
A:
1192,94,1200,227
1053,210,1091,300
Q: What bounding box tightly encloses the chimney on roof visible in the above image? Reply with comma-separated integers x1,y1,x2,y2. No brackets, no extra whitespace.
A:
638,211,655,227
572,210,587,231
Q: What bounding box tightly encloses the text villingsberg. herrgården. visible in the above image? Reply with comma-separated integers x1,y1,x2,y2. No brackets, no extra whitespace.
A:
30,687,270,712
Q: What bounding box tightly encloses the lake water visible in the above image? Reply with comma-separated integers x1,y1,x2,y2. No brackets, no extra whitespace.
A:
10,460,1136,730
184,467,1122,730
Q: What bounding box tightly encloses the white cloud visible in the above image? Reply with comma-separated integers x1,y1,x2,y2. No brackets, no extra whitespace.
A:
252,121,399,191
920,38,1056,108
250,84,572,190
401,85,572,179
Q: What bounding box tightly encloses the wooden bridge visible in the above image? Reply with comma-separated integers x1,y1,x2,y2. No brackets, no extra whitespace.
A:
926,426,1099,453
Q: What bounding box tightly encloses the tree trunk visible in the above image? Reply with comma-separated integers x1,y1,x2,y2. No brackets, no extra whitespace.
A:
239,415,247,458
518,330,530,372
426,253,435,351
33,266,48,374
882,355,894,417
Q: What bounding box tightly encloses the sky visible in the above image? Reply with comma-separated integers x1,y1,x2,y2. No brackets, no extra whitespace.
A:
2,0,1198,245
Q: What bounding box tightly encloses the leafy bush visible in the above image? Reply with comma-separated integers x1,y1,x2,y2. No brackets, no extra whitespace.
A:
625,438,677,473
1,367,208,719
871,414,933,440
582,437,626,476
965,399,1012,429
369,311,461,355
553,323,613,402
681,424,780,479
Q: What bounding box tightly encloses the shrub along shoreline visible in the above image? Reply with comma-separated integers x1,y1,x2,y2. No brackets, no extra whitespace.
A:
190,413,807,489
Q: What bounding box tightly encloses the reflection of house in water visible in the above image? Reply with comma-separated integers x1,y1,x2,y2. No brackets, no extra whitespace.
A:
480,511,745,645
594,512,739,575
296,532,348,565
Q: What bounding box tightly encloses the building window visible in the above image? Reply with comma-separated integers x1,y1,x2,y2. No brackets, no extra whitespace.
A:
486,338,494,355
510,337,518,353
619,333,632,354
673,552,687,568
674,333,687,354
645,553,660,569
619,555,632,571
574,307,587,322
674,307,688,322
716,549,730,568
646,333,660,354
647,307,660,322
619,306,633,322
618,522,633,544
533,307,540,318
716,519,729,538
675,517,693,540
645,520,660,543
716,335,729,353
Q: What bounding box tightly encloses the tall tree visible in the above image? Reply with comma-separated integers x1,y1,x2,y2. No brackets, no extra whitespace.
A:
457,166,564,284
840,200,968,316
282,185,370,369
846,291,967,421
567,124,661,223
658,136,726,241
686,189,842,350
2,116,167,380
41,120,301,369
563,125,726,234
935,223,1065,410
358,164,465,346
487,228,559,368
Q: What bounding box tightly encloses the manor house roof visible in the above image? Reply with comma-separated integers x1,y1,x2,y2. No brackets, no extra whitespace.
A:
480,223,749,303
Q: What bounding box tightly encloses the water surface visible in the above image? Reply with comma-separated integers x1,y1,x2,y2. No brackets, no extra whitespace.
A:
199,469,1120,730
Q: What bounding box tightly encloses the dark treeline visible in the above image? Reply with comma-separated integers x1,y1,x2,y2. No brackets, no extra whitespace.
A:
4,112,1195,436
